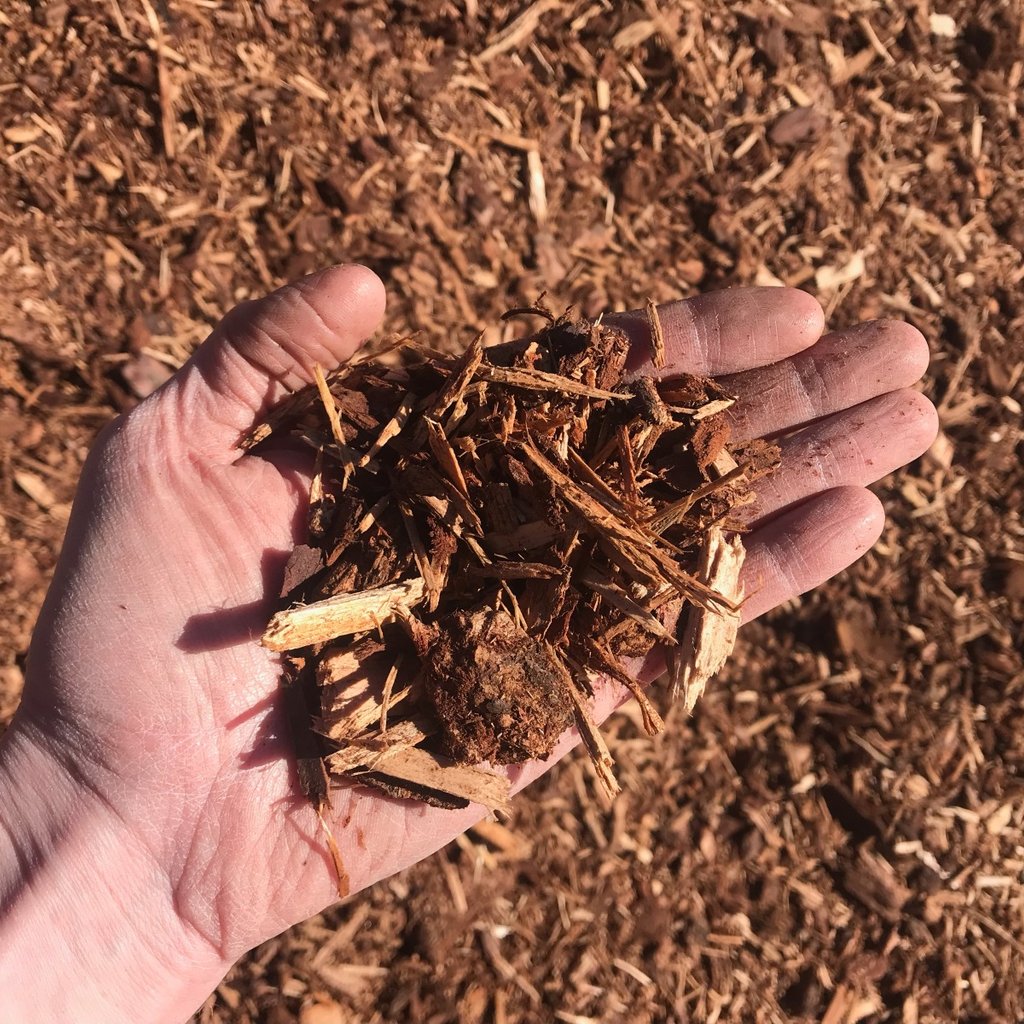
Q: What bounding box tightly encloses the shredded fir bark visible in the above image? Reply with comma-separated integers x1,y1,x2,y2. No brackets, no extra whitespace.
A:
245,301,779,877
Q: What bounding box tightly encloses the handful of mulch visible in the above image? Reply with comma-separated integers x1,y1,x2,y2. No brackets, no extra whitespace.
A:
243,301,777,877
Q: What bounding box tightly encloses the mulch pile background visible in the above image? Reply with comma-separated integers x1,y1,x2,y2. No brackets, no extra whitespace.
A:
1,2,1022,1021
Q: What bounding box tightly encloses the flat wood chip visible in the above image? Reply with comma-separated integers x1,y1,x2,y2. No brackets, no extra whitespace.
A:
263,578,427,651
673,524,745,711
341,745,512,812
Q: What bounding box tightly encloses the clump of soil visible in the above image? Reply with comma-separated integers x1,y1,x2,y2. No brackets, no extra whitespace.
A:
249,300,778,851
424,608,574,764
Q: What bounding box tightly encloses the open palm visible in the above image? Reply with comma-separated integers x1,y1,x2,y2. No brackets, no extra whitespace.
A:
8,266,936,1015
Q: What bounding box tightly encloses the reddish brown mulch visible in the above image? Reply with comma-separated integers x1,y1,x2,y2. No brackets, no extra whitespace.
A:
1,2,1022,1021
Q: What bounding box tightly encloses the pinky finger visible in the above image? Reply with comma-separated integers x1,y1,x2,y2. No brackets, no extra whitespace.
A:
740,486,885,622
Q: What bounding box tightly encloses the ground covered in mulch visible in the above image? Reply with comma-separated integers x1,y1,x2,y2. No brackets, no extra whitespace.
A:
1,2,1022,1021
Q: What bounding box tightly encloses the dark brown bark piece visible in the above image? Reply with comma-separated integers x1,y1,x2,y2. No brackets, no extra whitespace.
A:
692,417,732,471
280,543,325,599
281,658,330,813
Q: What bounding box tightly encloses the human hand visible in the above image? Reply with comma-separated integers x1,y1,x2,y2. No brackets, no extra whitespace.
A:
0,266,937,1022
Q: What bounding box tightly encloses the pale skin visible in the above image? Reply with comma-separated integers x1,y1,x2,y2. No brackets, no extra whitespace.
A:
0,266,938,1022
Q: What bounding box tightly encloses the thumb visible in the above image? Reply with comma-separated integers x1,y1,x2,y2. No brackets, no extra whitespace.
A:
170,264,386,462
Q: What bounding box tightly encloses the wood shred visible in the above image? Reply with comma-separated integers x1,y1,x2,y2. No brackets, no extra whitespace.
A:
646,297,666,370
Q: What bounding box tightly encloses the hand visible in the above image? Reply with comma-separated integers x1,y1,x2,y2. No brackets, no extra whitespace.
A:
0,266,937,1022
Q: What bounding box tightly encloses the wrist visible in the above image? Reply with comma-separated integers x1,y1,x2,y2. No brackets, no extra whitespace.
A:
0,715,231,1024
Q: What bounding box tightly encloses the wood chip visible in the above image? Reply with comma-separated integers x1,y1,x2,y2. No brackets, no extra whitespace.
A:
13,470,68,521
430,331,484,419
344,745,511,812
360,391,416,467
313,363,346,447
478,0,562,62
424,416,471,498
690,396,736,421
577,569,677,645
379,655,403,734
585,638,665,736
646,297,666,369
564,668,621,802
477,363,630,400
485,520,562,554
673,525,745,710
262,578,427,651
399,504,440,612
467,561,564,580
